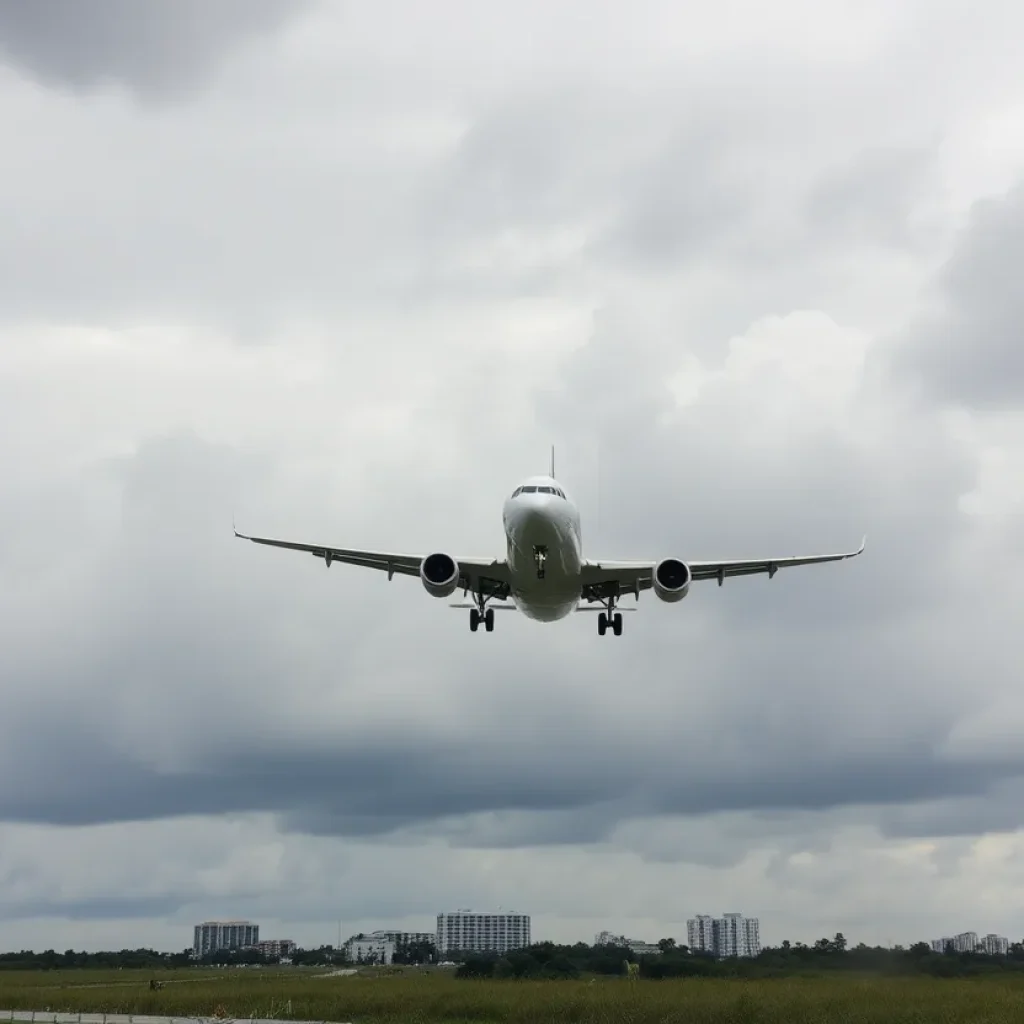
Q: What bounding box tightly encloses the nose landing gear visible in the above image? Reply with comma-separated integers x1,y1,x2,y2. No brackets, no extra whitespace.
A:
534,545,548,580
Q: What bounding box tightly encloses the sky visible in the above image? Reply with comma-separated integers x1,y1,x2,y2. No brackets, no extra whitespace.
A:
2,0,1024,955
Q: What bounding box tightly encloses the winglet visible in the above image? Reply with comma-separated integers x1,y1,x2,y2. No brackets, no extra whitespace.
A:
857,534,867,555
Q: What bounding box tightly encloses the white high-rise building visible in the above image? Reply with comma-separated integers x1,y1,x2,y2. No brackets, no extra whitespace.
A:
192,920,259,957
436,911,531,954
743,917,760,957
933,932,1007,955
687,915,715,954
687,913,760,958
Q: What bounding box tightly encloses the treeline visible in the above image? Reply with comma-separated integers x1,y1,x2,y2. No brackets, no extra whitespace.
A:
0,947,344,970
0,949,195,971
5,935,1024,978
452,935,1024,980
0,940,432,971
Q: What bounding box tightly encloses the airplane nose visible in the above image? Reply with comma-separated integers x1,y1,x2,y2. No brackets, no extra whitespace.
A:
508,498,546,536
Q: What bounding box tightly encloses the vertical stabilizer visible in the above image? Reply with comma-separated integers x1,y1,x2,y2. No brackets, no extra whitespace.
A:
550,445,555,478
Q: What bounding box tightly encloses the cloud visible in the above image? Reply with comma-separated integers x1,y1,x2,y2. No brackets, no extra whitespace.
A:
0,0,312,101
887,182,1024,410
3,0,1024,953
1,309,1019,853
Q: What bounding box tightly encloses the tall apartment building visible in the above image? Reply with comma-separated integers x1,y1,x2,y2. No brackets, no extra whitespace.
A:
687,915,715,954
192,920,259,957
982,934,1010,956
686,913,760,958
436,911,531,954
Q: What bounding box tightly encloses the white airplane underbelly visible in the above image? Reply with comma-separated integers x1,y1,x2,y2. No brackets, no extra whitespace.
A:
505,506,581,621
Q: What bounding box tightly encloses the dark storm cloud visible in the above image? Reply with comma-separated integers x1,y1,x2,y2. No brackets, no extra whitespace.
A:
0,0,311,100
2,2,1023,897
887,179,1024,409
877,779,1024,840
0,406,1019,851
4,698,1024,842
0,265,1009,852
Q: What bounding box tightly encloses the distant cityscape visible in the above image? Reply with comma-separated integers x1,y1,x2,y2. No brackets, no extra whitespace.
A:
193,911,757,964
192,913,1019,965
930,932,1010,955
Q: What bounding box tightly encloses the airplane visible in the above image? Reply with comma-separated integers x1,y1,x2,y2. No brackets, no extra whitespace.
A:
234,450,865,636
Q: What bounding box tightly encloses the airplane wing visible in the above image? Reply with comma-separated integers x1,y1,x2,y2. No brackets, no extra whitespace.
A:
234,527,512,599
580,537,865,601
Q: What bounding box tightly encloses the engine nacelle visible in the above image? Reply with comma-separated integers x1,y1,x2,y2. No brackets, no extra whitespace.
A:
420,552,460,598
653,558,692,602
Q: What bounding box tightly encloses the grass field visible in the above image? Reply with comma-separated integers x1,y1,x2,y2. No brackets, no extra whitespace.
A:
3,967,1024,1023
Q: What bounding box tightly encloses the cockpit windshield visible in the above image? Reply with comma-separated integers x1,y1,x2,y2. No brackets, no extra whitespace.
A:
511,485,565,499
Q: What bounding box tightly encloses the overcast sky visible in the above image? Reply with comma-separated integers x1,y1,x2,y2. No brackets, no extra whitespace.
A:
2,0,1024,955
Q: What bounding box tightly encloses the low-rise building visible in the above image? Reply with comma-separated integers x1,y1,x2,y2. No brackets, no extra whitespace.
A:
256,940,296,958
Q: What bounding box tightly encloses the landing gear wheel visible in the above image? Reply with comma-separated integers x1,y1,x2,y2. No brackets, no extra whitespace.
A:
598,612,607,636
469,608,480,632
485,608,495,632
612,612,623,636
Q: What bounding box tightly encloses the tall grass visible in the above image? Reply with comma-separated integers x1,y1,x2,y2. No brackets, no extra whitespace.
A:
3,968,1024,1023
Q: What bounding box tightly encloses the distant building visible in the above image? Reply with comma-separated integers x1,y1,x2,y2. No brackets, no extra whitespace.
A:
687,916,715,954
377,931,435,946
593,931,660,955
436,911,531,955
627,942,662,955
687,914,760,958
933,932,1008,955
193,920,259,957
343,930,436,964
345,933,396,965
256,940,296,958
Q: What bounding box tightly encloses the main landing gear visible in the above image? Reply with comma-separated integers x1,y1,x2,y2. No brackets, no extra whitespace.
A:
595,595,624,636
469,606,495,633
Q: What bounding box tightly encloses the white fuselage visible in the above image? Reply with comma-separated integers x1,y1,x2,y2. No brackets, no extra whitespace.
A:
501,475,582,621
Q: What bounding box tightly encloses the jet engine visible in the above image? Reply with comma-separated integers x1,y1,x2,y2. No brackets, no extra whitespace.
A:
653,558,692,602
420,552,460,598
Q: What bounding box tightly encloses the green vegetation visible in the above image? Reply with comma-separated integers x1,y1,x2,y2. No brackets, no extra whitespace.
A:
2,966,1024,1023
4,941,1024,1024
